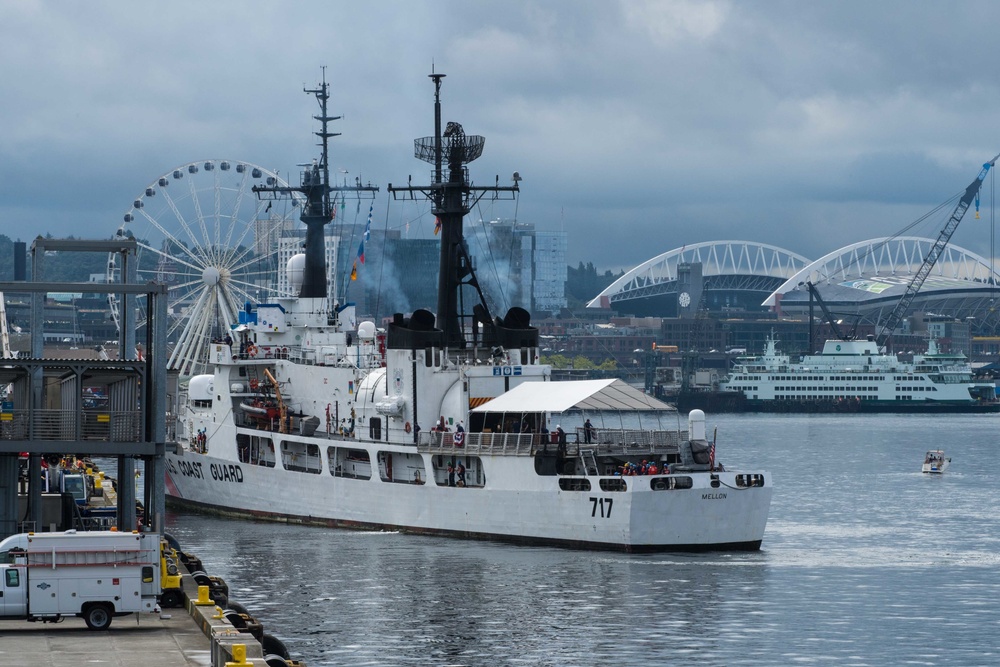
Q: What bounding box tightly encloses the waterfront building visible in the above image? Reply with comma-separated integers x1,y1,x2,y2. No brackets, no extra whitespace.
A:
466,219,567,317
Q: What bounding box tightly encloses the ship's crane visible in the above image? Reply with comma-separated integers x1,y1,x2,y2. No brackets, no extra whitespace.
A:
875,154,999,350
263,368,288,434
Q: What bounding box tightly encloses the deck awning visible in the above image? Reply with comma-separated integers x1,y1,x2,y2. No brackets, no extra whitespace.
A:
471,379,675,414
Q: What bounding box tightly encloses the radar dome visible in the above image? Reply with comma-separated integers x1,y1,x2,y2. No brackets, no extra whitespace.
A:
188,374,215,401
358,321,376,340
286,253,306,293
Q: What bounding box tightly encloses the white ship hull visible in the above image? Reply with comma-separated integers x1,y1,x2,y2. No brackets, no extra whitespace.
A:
165,432,771,551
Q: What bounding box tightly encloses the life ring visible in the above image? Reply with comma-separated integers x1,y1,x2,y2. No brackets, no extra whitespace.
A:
247,344,257,357
404,422,412,434
249,378,259,391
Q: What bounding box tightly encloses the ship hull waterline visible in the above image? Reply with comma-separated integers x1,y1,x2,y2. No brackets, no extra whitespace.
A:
164,449,771,554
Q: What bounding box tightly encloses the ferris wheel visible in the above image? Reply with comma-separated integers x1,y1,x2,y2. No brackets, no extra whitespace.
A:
108,160,304,376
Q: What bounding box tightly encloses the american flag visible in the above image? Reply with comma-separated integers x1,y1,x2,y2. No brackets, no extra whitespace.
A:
709,440,716,469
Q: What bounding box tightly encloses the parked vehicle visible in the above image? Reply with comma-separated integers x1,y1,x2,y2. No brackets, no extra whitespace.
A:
0,529,166,630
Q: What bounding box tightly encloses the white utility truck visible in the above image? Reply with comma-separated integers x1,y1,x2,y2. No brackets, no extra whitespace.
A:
0,529,162,630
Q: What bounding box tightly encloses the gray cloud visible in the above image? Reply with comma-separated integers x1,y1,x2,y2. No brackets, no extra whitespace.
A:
4,0,1000,274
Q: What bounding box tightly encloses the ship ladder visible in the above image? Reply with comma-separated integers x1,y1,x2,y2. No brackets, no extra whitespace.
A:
579,449,599,476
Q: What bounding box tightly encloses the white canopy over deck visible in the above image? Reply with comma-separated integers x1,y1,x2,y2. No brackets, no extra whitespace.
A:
471,379,675,414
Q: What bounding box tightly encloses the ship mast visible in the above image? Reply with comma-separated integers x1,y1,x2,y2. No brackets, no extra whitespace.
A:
388,72,519,348
254,68,378,302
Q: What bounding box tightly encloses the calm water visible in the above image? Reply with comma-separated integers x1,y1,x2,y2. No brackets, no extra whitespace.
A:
165,413,1000,666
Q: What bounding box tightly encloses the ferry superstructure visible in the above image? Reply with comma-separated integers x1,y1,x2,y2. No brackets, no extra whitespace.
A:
720,335,997,412
163,73,772,552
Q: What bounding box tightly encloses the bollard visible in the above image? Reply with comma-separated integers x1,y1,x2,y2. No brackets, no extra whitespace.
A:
195,584,214,606
224,643,250,667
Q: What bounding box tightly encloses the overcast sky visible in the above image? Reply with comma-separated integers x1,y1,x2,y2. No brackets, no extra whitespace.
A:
4,0,1000,273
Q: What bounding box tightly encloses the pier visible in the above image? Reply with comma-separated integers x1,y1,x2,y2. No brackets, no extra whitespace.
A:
0,555,303,667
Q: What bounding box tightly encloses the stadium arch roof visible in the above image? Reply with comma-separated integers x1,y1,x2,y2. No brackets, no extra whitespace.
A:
765,237,999,308
586,240,811,309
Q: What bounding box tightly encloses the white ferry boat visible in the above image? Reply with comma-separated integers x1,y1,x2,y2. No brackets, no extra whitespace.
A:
720,335,998,412
163,74,772,552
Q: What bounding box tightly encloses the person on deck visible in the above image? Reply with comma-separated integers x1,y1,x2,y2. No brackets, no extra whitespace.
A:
584,419,594,444
456,462,466,487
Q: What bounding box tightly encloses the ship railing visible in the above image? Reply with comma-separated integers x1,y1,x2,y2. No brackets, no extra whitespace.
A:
571,428,686,455
575,427,687,449
416,429,686,457
0,410,143,442
417,431,535,456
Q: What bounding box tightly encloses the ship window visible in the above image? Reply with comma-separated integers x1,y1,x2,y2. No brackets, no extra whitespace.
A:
331,447,371,480
558,478,591,491
599,478,627,492
736,474,766,488
432,455,483,487
281,441,322,474
650,476,693,490
238,434,275,467
378,450,428,485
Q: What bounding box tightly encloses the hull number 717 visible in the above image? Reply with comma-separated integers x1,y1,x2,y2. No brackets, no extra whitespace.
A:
590,497,613,518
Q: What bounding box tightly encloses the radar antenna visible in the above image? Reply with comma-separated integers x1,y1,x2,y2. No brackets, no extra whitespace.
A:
387,73,519,348
253,68,379,301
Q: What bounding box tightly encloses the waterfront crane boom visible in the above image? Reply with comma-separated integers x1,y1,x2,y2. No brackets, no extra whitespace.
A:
875,154,1000,349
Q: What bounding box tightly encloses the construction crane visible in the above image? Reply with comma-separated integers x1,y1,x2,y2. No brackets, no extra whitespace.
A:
805,280,860,349
875,154,1000,349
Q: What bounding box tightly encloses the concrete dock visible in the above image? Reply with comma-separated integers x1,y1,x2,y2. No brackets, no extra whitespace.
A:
0,571,292,667
0,610,212,667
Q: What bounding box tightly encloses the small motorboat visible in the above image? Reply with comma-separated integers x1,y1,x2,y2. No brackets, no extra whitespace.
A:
922,450,951,474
